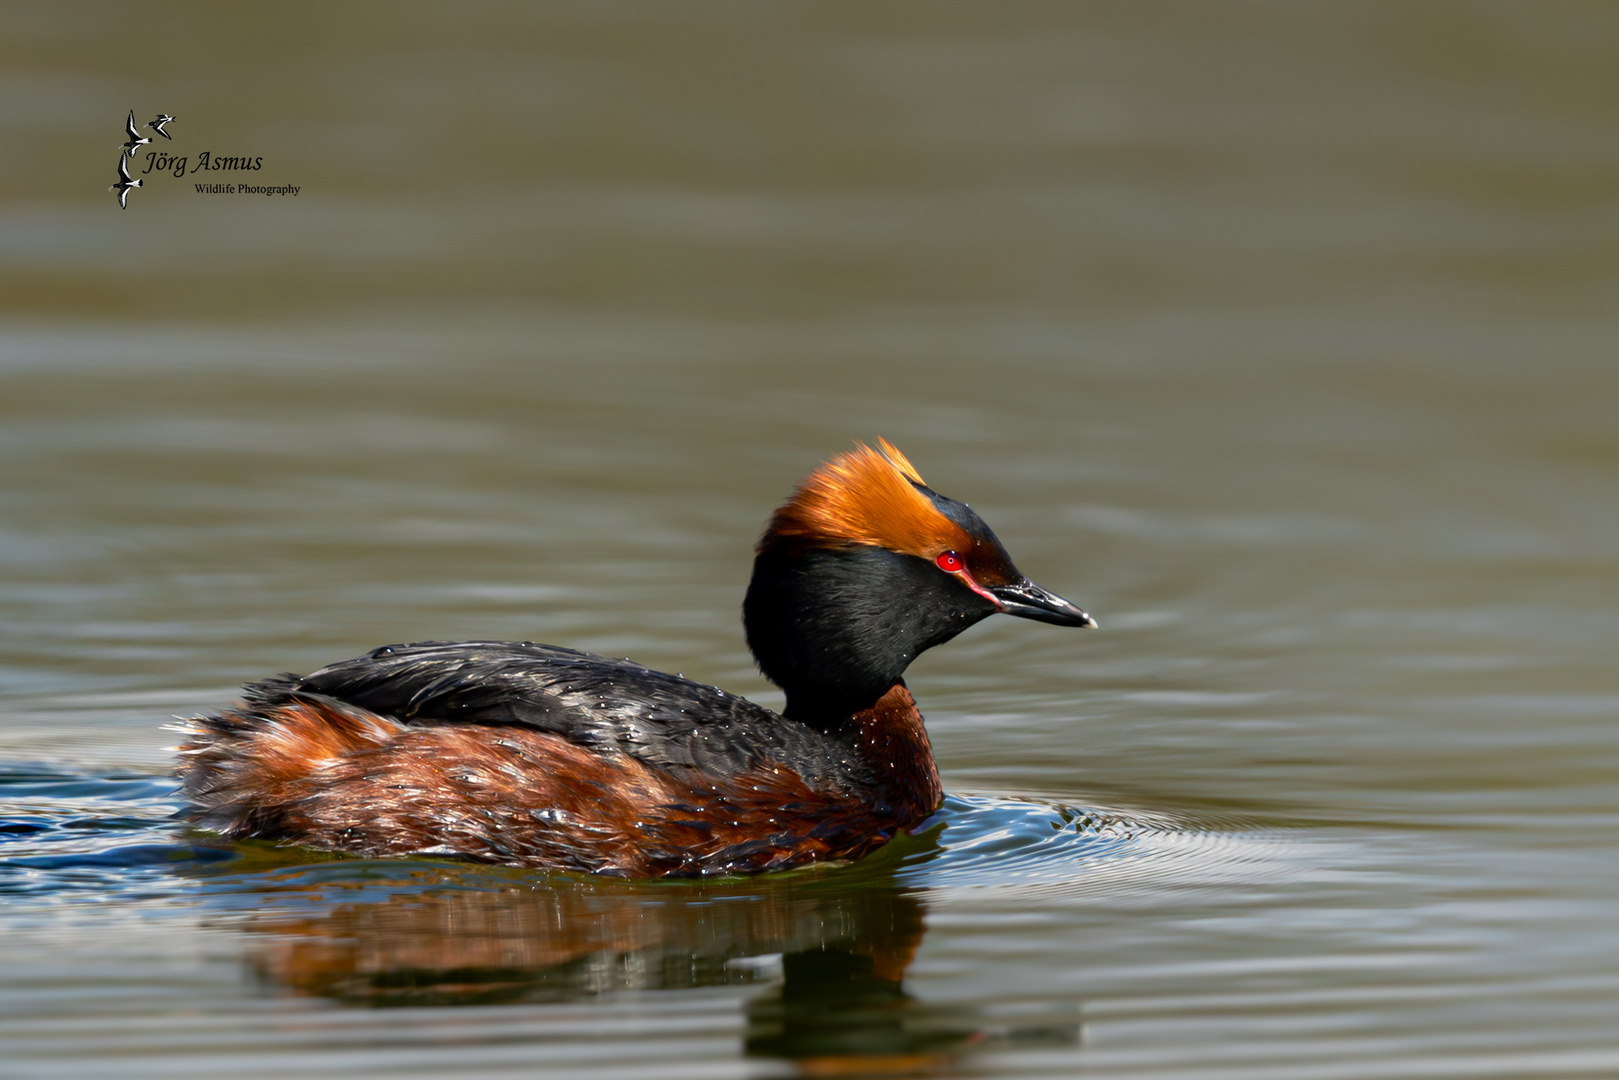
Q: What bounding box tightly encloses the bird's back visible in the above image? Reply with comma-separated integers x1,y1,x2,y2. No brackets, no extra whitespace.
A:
179,641,928,876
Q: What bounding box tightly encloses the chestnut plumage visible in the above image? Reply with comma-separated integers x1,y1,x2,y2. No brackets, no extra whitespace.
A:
179,441,1092,876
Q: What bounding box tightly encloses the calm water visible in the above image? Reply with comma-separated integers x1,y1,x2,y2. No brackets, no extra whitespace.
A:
3,4,1618,1077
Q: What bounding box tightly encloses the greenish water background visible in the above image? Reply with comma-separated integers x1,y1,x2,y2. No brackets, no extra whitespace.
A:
2,3,1617,1077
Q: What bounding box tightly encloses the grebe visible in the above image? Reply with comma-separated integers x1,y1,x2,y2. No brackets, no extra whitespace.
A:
179,441,1094,876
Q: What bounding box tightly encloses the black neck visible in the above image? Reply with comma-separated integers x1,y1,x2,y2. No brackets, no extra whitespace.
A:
743,545,999,729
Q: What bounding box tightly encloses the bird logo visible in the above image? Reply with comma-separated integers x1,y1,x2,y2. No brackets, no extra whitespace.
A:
110,108,173,209
119,109,151,160
110,155,142,210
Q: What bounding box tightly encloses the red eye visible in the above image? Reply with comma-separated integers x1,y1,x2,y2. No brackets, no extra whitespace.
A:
935,550,964,573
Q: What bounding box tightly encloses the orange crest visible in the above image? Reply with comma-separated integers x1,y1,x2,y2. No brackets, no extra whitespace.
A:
760,439,972,558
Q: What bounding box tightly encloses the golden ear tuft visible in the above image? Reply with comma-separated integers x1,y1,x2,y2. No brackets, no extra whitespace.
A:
875,437,926,486
760,440,969,557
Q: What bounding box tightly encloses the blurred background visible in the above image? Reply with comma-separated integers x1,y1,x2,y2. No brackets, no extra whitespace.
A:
2,3,1617,1078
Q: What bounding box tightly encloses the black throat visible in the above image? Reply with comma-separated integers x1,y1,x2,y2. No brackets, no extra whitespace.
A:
743,545,1000,730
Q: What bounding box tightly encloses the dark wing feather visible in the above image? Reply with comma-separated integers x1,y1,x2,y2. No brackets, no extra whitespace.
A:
247,640,865,791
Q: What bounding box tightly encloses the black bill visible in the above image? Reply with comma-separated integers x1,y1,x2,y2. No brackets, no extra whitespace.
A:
989,578,1096,628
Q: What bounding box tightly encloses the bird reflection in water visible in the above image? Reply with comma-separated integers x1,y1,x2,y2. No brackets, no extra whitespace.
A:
211,841,1076,1075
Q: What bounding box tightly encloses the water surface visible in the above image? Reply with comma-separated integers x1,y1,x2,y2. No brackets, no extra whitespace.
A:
3,4,1618,1077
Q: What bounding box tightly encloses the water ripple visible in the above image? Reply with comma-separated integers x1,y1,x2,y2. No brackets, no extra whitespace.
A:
0,765,204,902
902,792,1308,898
0,764,1296,909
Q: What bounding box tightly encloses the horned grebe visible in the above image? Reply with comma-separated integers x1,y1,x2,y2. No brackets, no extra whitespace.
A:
179,441,1093,876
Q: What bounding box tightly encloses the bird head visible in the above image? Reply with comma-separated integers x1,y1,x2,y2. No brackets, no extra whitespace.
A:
743,440,1093,725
